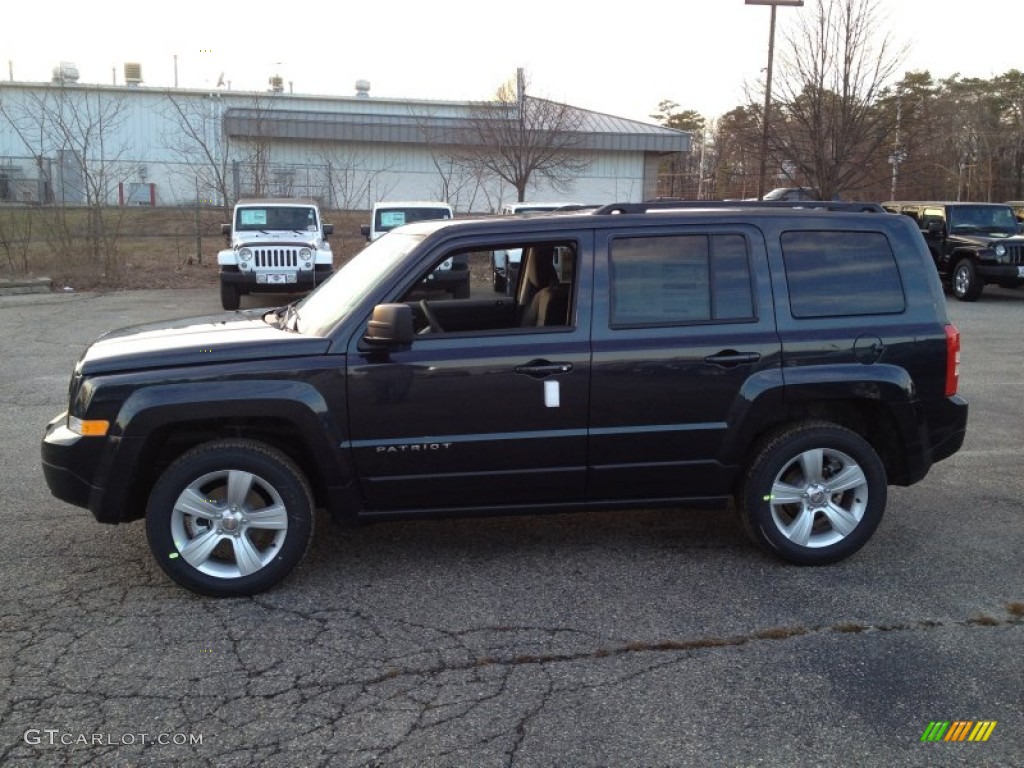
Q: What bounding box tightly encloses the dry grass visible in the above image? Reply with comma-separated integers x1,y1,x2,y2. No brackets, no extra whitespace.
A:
0,206,369,291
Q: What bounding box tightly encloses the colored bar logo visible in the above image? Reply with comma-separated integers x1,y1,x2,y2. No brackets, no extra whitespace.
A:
920,721,997,742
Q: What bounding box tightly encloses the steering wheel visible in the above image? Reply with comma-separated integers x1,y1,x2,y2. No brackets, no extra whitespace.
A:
419,299,443,333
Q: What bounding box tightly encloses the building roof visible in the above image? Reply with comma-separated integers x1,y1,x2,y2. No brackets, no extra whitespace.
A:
223,98,690,154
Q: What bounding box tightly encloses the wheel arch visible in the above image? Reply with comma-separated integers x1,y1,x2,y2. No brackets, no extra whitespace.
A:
729,396,913,495
101,382,352,523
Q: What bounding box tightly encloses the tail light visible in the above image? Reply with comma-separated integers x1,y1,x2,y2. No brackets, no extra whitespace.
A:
944,324,960,397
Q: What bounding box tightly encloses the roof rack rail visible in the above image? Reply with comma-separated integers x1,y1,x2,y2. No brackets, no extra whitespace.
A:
593,200,885,215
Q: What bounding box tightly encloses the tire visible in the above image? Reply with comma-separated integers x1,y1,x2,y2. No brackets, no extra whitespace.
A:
952,259,983,301
145,439,314,596
220,281,241,310
738,422,886,565
452,276,471,299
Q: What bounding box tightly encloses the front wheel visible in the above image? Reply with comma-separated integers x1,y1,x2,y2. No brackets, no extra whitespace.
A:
220,281,241,310
738,423,886,565
145,439,314,596
451,277,471,300
952,259,983,301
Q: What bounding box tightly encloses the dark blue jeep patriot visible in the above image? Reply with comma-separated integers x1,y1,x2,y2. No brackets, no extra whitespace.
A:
42,201,968,596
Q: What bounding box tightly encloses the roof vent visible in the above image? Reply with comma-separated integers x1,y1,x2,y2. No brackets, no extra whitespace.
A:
124,62,143,86
51,62,79,83
355,79,370,98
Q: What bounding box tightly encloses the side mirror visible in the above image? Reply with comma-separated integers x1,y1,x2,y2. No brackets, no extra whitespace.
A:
363,304,414,348
221,223,231,236
360,223,371,240
927,220,944,235
322,223,333,238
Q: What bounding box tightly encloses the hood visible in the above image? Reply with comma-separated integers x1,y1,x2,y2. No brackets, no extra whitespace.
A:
77,310,332,375
232,230,323,247
948,231,1024,247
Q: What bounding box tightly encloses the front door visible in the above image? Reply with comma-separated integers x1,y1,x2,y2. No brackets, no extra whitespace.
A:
345,234,593,512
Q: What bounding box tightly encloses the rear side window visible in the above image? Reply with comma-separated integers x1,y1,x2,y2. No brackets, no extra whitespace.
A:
781,231,905,318
610,234,755,327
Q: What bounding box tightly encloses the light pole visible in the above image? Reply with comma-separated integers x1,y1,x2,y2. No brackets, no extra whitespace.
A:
745,0,803,200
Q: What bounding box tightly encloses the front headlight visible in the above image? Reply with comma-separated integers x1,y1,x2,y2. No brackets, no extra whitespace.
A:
299,248,312,260
994,244,1007,260
238,248,253,261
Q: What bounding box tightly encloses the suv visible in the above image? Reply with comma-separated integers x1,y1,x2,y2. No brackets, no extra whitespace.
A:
1004,201,1024,233
42,200,968,596
882,201,1024,300
742,187,822,202
217,199,334,311
360,201,469,298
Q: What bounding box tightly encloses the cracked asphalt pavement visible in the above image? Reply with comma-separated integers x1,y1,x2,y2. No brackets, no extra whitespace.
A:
1,287,1021,767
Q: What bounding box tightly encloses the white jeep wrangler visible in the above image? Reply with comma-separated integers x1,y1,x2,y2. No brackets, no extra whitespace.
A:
217,198,334,310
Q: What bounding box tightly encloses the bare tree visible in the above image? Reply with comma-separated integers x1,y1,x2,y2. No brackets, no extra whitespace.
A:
161,91,233,213
0,207,33,273
760,0,906,198
454,72,590,202
0,83,133,275
407,107,488,211
314,146,398,210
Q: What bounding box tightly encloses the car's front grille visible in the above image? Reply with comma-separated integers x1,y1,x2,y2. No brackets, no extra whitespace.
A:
253,248,299,269
1006,244,1024,265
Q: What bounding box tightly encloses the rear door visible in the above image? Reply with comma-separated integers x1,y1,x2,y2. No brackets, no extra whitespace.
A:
587,224,782,501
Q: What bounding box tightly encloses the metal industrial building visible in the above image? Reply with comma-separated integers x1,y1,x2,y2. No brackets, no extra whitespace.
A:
0,69,690,211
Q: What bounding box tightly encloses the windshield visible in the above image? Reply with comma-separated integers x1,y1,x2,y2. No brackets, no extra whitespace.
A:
375,207,451,233
763,187,818,201
236,206,318,232
948,205,1018,235
294,233,423,336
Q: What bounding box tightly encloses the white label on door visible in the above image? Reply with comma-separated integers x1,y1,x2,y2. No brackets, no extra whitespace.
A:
544,379,560,408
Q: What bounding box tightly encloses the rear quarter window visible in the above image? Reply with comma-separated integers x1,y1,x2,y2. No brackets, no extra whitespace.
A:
781,231,905,318
609,234,755,327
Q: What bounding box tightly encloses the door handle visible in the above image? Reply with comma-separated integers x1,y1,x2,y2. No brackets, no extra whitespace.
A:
703,351,761,366
514,359,573,378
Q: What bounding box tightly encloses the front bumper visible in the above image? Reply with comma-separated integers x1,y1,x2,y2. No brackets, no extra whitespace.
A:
220,265,333,291
975,262,1024,284
41,411,98,511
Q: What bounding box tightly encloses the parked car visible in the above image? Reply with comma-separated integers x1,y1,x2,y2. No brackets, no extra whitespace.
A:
360,202,468,298
1004,201,1024,233
42,200,968,596
760,187,822,201
217,198,334,311
882,200,1024,300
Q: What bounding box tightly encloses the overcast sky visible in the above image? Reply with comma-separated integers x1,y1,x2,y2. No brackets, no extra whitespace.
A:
2,1,1018,124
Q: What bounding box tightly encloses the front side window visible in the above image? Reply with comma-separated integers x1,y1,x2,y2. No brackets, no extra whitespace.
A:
782,231,905,318
609,234,755,327
401,240,579,336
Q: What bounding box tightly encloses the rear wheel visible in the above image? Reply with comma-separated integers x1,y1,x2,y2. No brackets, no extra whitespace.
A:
738,423,886,565
220,281,241,310
145,439,314,596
